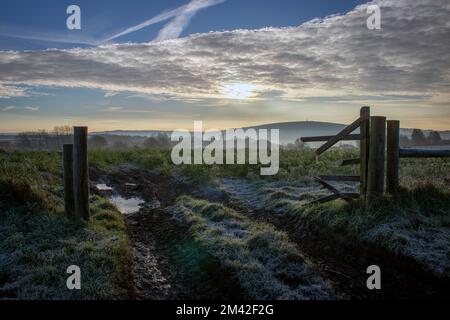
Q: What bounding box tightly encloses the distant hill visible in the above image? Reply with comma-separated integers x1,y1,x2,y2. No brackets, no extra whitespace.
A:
92,121,450,145
90,130,171,137
243,121,347,145
93,121,348,145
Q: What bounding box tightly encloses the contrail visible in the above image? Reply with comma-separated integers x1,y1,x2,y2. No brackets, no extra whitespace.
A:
103,0,226,44
101,6,186,43
154,0,226,42
0,0,226,46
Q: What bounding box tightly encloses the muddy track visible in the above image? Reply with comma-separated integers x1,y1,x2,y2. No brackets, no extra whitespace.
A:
92,166,450,300
91,166,244,300
223,193,450,300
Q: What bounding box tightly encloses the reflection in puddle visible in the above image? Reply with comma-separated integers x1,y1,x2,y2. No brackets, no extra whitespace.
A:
109,195,144,214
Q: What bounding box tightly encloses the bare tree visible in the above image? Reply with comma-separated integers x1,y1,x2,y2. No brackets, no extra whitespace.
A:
54,126,73,149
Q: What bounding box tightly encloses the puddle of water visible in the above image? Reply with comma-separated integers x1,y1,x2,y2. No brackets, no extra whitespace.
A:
109,195,144,214
96,184,113,191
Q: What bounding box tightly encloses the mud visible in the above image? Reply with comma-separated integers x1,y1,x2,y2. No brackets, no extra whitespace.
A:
91,166,243,300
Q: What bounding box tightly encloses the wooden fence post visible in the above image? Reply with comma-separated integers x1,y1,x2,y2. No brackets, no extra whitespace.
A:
386,120,400,195
366,116,386,205
73,127,90,221
63,144,75,219
360,106,370,201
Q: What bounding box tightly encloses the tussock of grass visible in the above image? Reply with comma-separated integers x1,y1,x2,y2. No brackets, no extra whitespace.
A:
260,183,450,277
167,196,332,300
0,152,132,299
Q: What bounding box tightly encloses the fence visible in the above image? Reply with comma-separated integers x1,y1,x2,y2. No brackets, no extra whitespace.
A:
63,127,90,221
386,121,450,195
301,107,450,206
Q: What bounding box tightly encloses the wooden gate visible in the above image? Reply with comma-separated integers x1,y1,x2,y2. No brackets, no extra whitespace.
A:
302,107,450,206
301,107,371,204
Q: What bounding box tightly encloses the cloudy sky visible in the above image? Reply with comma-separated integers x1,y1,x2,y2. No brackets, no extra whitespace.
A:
0,0,449,132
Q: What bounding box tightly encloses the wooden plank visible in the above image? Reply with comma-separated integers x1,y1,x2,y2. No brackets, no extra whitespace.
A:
73,127,90,221
308,194,341,205
366,116,386,205
314,176,341,193
308,192,359,205
318,175,361,182
316,117,362,155
359,106,370,200
399,148,450,158
301,134,361,143
341,158,360,166
63,144,75,219
340,192,360,199
313,177,358,203
386,120,400,195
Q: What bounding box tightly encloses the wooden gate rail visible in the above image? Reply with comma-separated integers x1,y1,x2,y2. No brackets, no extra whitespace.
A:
399,149,450,158
301,134,361,143
301,106,371,204
313,177,359,203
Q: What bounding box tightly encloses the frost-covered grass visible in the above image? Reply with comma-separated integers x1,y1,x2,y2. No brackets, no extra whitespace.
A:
0,152,132,299
167,196,332,300
296,185,450,277
220,178,450,277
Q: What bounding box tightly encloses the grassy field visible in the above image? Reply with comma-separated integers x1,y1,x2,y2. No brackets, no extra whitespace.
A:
0,151,132,299
219,178,450,277
88,147,450,277
88,148,450,186
1,148,449,298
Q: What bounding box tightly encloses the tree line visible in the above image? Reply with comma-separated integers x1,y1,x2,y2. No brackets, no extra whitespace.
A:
1,127,448,151
4,129,173,151
400,129,448,147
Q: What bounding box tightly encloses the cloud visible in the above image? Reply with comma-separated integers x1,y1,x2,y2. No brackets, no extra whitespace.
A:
98,106,123,112
0,24,98,46
0,0,449,106
24,106,40,112
104,91,120,98
2,105,16,111
0,84,28,99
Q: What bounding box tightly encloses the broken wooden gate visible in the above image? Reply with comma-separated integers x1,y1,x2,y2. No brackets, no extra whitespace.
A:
301,107,371,204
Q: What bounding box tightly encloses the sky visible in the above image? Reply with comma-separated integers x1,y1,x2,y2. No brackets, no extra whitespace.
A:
0,0,449,132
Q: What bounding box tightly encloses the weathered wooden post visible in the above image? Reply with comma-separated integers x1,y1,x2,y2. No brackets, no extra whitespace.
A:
366,116,386,205
63,144,75,219
73,127,90,221
360,106,370,201
386,120,400,195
